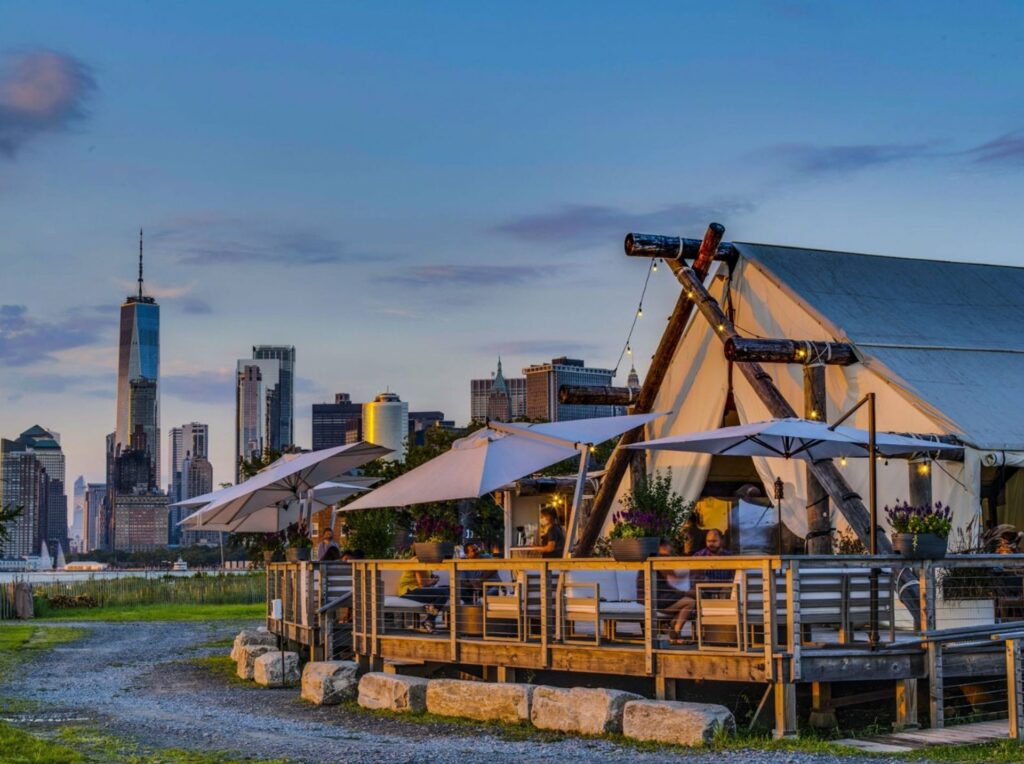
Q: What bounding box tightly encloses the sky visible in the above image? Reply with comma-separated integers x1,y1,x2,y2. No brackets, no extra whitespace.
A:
2,1,1024,495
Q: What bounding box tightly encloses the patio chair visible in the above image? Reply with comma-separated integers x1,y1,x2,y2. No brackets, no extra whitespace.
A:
696,581,744,652
482,578,523,641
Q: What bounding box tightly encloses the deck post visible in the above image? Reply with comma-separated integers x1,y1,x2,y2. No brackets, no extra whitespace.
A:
449,560,459,663
762,560,775,681
927,641,944,729
808,682,837,729
655,674,677,700
644,560,654,675
773,679,798,739
920,562,936,633
894,678,919,731
786,561,801,680
540,561,550,669
496,666,517,683
1007,639,1023,741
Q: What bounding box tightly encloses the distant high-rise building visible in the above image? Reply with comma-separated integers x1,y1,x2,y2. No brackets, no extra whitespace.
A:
0,426,67,558
363,392,409,461
523,357,620,422
178,454,216,546
84,482,107,553
235,359,280,480
312,393,363,450
252,345,295,450
168,422,208,503
115,230,160,486
70,475,86,552
408,411,447,447
627,364,641,390
471,360,526,421
128,378,159,484
113,492,169,552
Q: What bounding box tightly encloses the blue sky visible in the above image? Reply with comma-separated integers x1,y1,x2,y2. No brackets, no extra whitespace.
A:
2,1,1024,488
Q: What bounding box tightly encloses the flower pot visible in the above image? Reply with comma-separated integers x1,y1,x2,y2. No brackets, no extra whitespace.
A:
892,532,947,560
610,537,660,562
413,542,454,563
285,546,311,563
262,550,275,564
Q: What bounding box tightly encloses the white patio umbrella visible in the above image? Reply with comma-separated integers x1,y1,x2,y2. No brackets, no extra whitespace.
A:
186,442,391,534
178,479,377,533
343,412,667,557
628,418,957,461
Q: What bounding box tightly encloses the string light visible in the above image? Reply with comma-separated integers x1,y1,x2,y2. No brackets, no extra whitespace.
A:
613,259,655,374
839,456,848,467
652,260,658,273
637,307,643,318
627,344,633,356
809,410,819,420
917,461,931,476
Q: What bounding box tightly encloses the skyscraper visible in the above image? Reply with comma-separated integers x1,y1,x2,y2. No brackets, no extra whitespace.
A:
312,393,363,450
70,476,86,552
168,422,209,503
523,357,620,422
84,482,107,553
178,453,216,546
471,360,526,421
363,392,409,461
115,231,161,486
252,345,295,450
235,358,280,480
0,425,67,558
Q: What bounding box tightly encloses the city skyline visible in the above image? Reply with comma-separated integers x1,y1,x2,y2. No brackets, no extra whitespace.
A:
5,3,1024,490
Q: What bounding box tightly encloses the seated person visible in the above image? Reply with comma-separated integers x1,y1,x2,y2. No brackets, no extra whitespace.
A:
458,543,498,603
315,529,342,561
533,508,565,558
398,564,450,633
694,529,734,584
647,540,697,644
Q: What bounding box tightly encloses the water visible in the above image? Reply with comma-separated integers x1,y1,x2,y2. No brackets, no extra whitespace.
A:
0,569,248,584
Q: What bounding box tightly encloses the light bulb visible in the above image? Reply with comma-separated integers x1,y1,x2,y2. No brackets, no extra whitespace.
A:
839,456,848,467
652,260,658,272
637,307,643,318
918,462,930,476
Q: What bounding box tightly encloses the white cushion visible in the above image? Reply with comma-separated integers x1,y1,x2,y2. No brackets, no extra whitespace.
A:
599,601,645,617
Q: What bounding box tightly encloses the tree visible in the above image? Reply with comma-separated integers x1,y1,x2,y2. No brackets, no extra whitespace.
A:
0,504,23,552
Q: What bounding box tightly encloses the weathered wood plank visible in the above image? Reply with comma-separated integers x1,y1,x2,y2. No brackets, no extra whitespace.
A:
726,337,857,366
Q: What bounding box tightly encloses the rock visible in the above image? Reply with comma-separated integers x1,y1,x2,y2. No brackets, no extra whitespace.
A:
253,651,301,687
426,679,533,723
358,673,428,713
531,686,643,735
622,700,736,746
235,644,274,680
230,629,277,662
301,661,360,705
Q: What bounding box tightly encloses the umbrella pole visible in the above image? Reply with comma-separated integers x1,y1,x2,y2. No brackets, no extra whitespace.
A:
564,445,591,558
868,392,880,649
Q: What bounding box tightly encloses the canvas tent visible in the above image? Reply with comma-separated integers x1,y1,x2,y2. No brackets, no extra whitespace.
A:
620,243,1024,539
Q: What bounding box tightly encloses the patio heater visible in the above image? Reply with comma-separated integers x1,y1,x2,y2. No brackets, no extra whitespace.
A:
830,392,880,649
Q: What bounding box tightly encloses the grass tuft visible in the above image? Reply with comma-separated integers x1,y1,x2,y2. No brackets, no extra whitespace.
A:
36,602,264,622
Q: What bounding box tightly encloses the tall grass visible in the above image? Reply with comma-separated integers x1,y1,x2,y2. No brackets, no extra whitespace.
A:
0,573,265,618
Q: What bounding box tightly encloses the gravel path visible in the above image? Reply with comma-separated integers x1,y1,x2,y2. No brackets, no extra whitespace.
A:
1,620,910,763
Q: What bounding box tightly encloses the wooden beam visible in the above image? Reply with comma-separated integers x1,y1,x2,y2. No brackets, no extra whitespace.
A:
575,223,725,556
559,384,638,406
624,232,737,262
804,365,832,555
726,337,857,367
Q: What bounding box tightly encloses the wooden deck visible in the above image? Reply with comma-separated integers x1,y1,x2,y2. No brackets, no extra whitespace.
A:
837,720,1010,753
271,554,1024,742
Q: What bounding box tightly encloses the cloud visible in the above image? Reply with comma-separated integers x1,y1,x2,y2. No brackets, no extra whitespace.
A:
178,297,213,315
0,49,96,158
151,215,383,267
482,339,603,357
491,201,754,246
964,131,1024,164
0,304,111,366
2,371,114,401
162,368,235,405
390,264,562,288
755,142,932,177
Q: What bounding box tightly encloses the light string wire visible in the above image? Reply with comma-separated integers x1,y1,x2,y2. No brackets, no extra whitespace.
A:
613,258,656,375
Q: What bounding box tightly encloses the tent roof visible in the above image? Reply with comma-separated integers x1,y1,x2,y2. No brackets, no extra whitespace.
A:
734,243,1024,450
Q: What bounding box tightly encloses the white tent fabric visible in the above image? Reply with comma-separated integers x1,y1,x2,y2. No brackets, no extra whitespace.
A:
625,254,994,539
344,413,666,511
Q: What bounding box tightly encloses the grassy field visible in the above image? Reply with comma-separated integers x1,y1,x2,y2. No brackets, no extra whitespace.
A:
37,601,264,622
0,624,86,679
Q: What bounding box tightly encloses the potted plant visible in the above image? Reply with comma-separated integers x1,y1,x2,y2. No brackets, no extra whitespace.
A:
885,500,952,560
411,515,464,563
608,470,692,562
285,522,312,562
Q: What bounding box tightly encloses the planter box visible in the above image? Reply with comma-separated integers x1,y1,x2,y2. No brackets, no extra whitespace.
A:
892,532,947,560
286,547,311,562
610,537,660,562
413,542,454,563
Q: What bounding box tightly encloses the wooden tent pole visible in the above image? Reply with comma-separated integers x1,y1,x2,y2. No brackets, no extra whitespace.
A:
671,263,889,553
574,223,725,556
804,365,832,554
